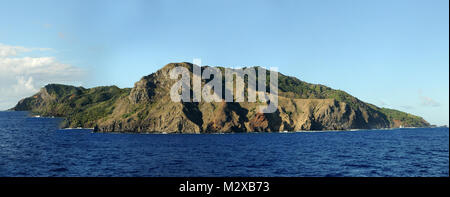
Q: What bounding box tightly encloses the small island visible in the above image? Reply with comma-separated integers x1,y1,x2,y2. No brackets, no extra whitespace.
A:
11,62,430,133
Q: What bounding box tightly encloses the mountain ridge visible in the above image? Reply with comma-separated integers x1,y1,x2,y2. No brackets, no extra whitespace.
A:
11,62,430,133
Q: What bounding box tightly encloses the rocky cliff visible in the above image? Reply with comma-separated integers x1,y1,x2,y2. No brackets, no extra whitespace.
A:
11,62,430,133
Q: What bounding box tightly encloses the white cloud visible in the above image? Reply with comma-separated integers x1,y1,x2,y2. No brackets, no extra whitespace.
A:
0,56,84,78
0,43,31,57
0,43,85,110
419,90,440,107
0,43,52,57
13,76,38,94
420,96,440,107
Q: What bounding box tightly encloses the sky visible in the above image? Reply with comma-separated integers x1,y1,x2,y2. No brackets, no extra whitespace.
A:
0,0,448,125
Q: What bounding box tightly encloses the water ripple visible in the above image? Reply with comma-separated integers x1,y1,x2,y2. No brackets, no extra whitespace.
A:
0,111,448,177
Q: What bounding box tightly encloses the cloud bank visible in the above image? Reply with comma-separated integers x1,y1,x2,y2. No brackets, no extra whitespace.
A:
0,43,85,110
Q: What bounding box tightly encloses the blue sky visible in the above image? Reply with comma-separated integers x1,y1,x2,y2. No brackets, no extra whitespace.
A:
0,0,448,125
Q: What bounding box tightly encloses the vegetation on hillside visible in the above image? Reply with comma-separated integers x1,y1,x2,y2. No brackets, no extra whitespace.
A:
379,108,429,127
12,84,130,128
12,64,430,130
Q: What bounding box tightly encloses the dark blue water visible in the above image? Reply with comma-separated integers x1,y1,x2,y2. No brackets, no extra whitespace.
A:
0,111,448,177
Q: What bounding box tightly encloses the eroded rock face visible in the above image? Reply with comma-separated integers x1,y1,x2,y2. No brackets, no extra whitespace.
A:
13,87,52,111
129,78,153,104
12,62,430,133
95,87,391,133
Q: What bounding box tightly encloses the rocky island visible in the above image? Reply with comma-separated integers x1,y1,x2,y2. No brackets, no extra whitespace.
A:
11,62,430,133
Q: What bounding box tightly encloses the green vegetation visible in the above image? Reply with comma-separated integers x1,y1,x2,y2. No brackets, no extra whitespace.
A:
379,108,429,127
277,73,428,127
12,84,131,128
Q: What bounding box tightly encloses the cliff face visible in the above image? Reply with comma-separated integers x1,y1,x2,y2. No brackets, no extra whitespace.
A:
11,62,430,132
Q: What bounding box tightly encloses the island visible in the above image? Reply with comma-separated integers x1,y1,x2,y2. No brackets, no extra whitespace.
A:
11,62,430,133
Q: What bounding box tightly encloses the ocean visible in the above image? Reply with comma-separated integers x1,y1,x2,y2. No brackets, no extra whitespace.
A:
0,111,448,177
